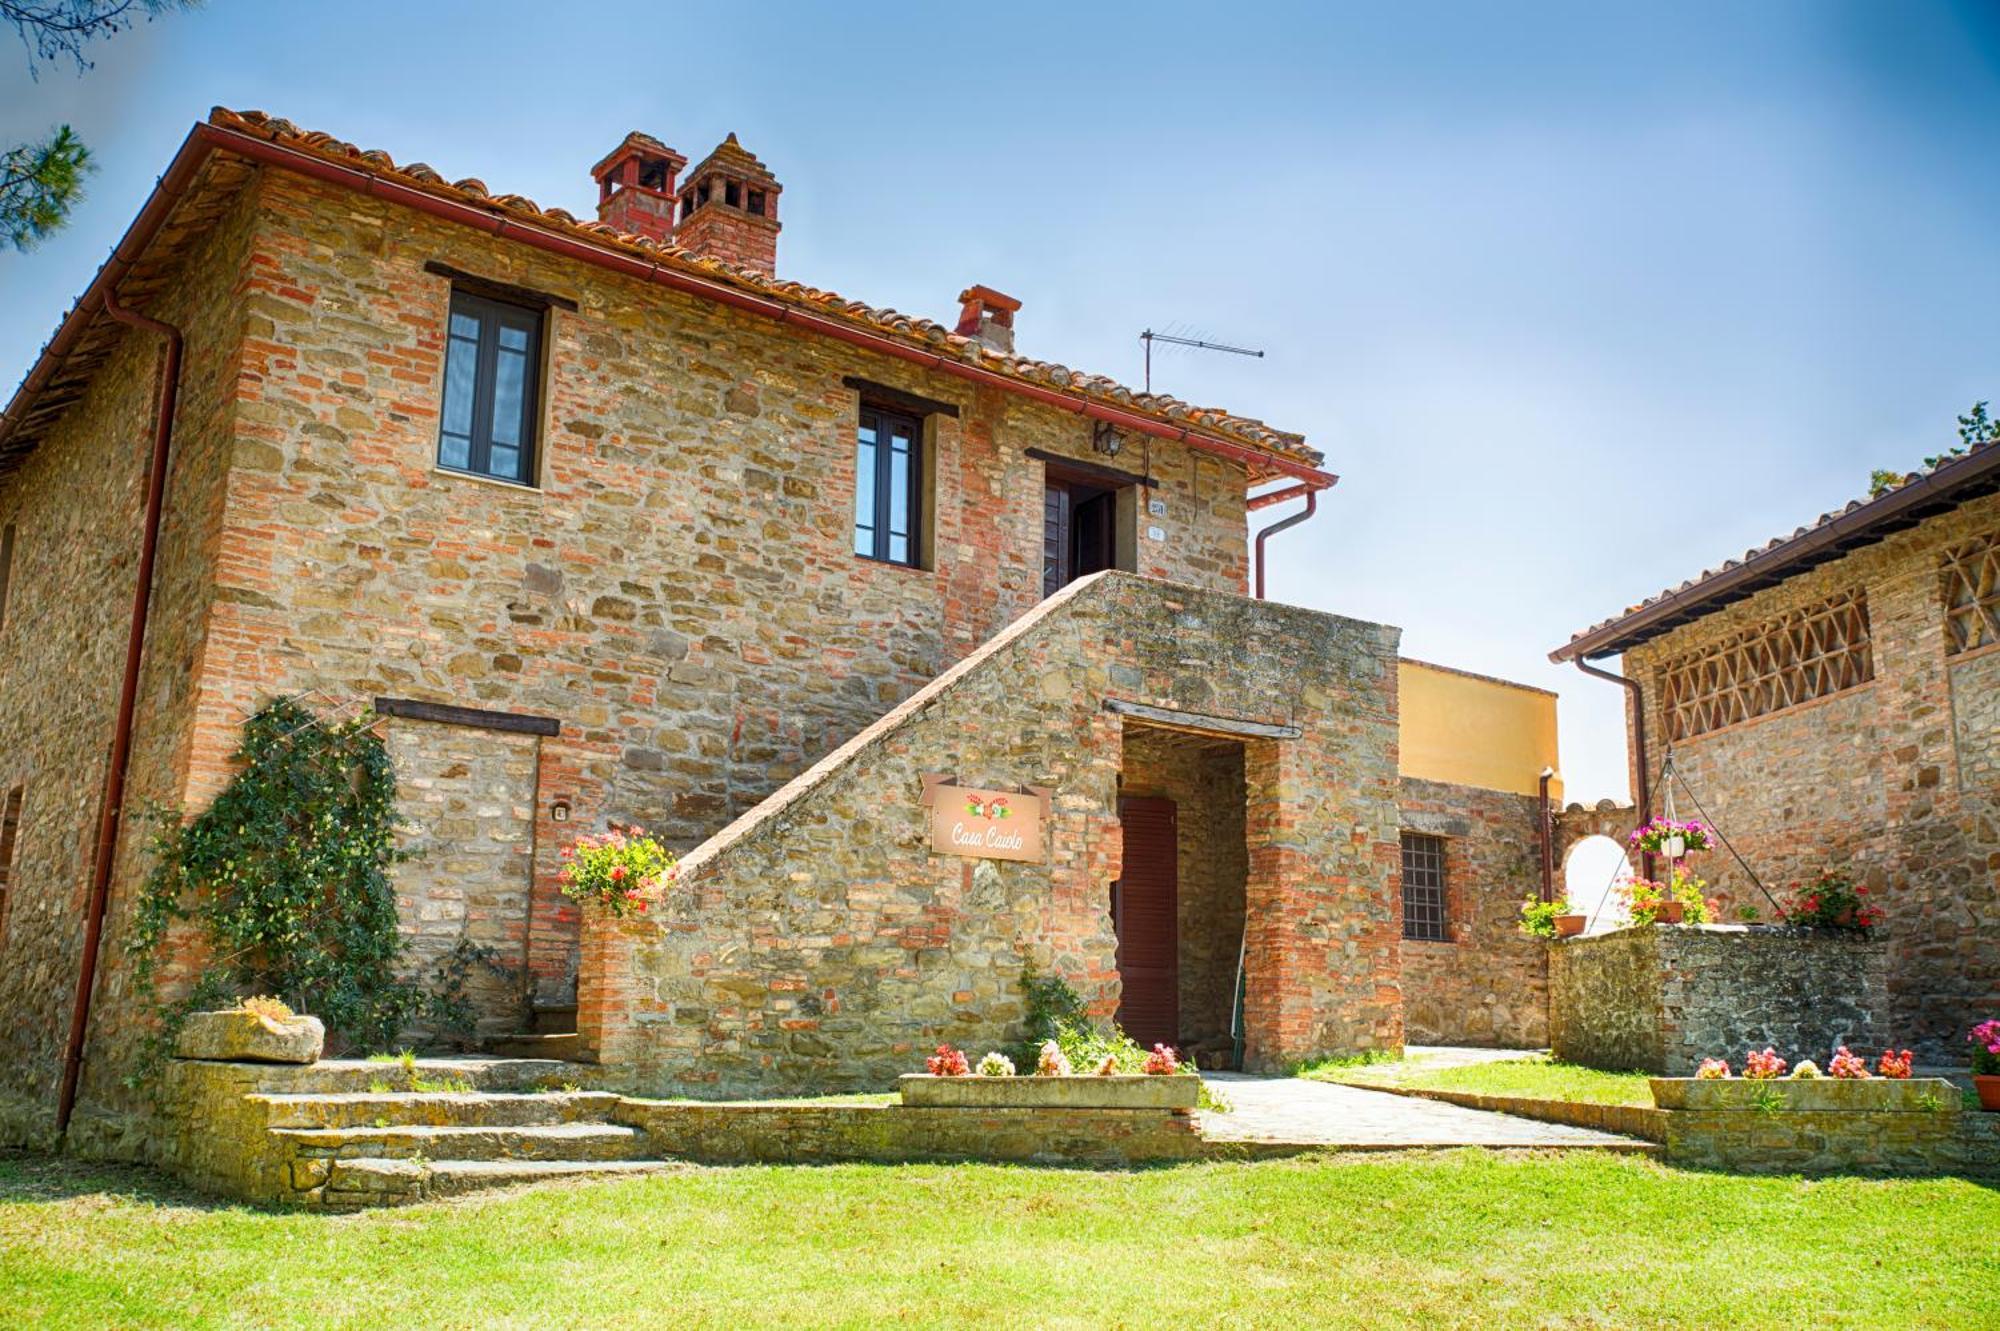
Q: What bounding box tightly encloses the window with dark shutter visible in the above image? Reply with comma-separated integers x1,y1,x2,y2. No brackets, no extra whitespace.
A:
853,405,921,567
437,291,542,486
1401,832,1448,942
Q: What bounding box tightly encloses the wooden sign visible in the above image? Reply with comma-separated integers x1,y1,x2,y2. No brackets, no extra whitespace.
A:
921,776,1051,863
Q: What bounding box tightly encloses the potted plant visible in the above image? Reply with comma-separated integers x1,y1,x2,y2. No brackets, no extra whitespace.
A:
1629,817,1711,859
1774,870,1884,932
1518,897,1585,939
1622,870,1712,927
1970,1019,2000,1111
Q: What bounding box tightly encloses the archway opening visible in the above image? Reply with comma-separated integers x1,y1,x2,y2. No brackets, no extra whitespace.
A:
1563,835,1635,933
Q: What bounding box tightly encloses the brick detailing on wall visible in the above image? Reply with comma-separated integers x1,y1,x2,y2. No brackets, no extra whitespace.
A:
1397,777,1550,1048
1622,492,2000,1054
0,178,262,1152
1548,925,1889,1075
577,572,1404,1095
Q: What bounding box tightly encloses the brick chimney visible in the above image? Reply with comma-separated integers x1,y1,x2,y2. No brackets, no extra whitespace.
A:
955,286,1021,354
592,132,687,245
673,133,782,272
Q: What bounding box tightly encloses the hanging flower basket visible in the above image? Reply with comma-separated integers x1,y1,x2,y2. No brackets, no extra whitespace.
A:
1629,817,1712,858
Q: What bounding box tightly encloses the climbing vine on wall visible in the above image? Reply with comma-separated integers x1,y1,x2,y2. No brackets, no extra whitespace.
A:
129,697,456,1065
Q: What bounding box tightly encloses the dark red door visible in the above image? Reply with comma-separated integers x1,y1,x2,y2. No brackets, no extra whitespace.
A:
1113,795,1179,1050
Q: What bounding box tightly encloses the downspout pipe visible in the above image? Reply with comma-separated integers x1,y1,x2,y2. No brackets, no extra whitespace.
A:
57,291,182,1136
1252,488,1318,600
1570,656,1654,875
1537,768,1556,903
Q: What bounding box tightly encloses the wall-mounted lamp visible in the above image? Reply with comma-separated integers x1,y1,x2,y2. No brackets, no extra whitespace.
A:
1091,420,1124,457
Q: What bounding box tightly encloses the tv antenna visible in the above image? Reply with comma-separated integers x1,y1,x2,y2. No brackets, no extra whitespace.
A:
1140,328,1265,393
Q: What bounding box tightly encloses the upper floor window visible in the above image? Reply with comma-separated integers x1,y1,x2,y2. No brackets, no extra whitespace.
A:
854,405,921,566
438,291,541,486
1657,588,1874,741
1401,832,1448,942
1941,529,1999,657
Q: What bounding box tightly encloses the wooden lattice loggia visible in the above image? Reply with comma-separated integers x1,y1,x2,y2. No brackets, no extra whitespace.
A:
1657,589,1875,742
1940,529,2000,656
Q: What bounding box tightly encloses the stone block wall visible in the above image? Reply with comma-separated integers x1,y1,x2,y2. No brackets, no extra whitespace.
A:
1398,776,1550,1048
0,176,261,1150
1549,925,1889,1074
1621,491,2000,1054
177,167,1261,1013
579,573,1403,1095
1119,725,1248,1061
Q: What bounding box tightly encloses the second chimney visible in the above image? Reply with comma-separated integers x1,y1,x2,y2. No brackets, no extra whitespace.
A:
673,133,782,272
591,132,686,245
955,286,1022,354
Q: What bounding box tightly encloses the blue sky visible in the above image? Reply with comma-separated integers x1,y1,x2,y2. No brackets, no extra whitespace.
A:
4,1,1997,800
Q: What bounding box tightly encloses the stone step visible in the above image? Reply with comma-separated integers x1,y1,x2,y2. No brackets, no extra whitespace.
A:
274,1121,651,1163
321,1156,675,1208
483,1033,583,1061
248,1057,588,1096
256,1089,622,1130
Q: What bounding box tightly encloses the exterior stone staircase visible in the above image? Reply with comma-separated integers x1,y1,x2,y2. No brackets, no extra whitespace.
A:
160,1055,676,1209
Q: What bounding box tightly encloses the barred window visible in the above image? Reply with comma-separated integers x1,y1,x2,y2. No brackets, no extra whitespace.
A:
1658,589,1874,741
1401,832,1448,943
1941,530,2000,656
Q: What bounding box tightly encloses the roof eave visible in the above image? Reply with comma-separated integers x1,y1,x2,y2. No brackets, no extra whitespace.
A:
1549,442,2000,664
3,115,1333,492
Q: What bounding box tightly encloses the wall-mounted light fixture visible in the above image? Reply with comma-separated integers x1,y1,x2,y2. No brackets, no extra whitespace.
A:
1091,420,1124,457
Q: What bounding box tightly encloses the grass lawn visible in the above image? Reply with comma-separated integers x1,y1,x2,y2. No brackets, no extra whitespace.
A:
1303,1052,1656,1107
4,1150,1997,1329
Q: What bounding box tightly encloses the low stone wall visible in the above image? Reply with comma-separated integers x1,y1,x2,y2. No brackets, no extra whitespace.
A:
1367,1083,1667,1143
1549,925,1889,1075
1652,1078,2000,1178
612,1100,1199,1166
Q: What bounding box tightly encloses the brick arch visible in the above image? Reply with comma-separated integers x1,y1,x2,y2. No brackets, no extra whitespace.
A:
1553,799,1640,864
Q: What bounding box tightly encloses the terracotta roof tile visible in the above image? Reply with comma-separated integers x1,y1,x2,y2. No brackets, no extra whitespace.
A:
195,108,1320,472
1554,437,2000,659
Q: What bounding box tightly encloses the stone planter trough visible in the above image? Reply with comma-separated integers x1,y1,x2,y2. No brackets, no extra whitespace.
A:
899,1074,1199,1110
1650,1076,1958,1112
174,1009,325,1065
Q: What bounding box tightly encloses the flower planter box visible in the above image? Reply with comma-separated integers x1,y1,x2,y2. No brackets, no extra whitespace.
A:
174,1009,326,1065
898,1074,1199,1110
1649,1076,1958,1112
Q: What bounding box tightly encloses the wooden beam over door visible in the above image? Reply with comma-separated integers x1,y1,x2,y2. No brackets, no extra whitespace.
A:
374,697,561,737
1103,698,1301,740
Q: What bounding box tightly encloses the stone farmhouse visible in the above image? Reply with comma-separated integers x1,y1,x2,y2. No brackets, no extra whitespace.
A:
0,110,1564,1151
1553,440,2000,1055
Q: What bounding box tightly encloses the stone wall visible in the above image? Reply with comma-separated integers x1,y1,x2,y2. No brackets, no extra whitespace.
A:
0,174,259,1150
1621,491,2000,1054
181,166,1260,1013
1549,925,1890,1074
1654,1079,2000,1179
1397,777,1549,1048
579,573,1404,1095
385,719,538,1038
1119,725,1248,1062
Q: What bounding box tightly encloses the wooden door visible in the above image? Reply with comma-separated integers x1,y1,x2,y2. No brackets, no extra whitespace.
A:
1044,476,1121,598
1113,795,1179,1050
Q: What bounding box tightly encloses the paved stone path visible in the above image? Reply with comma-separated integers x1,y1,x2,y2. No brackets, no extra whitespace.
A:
1198,1072,1650,1151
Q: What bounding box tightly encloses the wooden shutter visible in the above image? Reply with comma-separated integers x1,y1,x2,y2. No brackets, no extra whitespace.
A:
1113,795,1179,1050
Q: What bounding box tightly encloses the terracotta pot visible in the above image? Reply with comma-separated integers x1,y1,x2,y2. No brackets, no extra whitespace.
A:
1654,900,1686,925
1976,1075,2000,1112
1553,914,1587,938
